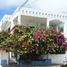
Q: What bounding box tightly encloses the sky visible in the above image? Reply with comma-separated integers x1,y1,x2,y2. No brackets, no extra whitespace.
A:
0,0,67,20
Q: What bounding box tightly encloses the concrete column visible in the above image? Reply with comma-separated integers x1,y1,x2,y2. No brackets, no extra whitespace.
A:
10,21,14,29
46,19,49,28
64,20,67,38
56,25,59,32
10,20,14,33
18,15,21,25
0,50,9,67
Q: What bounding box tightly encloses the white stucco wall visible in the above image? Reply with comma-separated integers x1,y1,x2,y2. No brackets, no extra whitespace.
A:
43,50,67,64
0,50,9,67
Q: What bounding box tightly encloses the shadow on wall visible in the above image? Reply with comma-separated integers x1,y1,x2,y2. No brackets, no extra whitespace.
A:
1,60,7,67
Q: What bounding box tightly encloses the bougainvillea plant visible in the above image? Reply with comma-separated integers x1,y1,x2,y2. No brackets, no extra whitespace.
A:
0,25,67,61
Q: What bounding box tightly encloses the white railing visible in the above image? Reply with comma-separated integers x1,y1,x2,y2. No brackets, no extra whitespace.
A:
20,8,67,19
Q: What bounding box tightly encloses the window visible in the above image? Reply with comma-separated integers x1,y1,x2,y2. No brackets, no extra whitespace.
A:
60,15,62,18
54,14,56,17
62,16,64,18
26,11,28,13
42,13,44,15
33,11,34,14
45,13,47,15
65,16,67,18
51,14,53,16
48,14,50,16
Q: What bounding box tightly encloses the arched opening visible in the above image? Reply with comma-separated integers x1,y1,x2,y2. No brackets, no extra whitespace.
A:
49,19,64,32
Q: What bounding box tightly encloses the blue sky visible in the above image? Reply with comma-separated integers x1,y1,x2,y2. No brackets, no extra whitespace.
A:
0,7,16,20
0,0,67,20
0,0,26,20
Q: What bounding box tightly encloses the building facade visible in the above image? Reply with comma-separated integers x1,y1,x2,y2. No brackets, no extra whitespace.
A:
0,3,67,67
1,7,67,37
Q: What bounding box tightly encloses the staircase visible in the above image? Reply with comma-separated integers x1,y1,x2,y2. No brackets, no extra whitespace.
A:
7,57,19,67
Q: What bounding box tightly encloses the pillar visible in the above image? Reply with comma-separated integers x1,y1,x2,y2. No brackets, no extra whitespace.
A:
10,20,14,30
10,20,14,33
46,19,49,28
64,20,67,38
56,25,59,32
18,14,21,25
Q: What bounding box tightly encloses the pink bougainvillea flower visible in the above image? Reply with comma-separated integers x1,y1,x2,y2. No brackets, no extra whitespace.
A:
33,31,39,42
63,43,67,47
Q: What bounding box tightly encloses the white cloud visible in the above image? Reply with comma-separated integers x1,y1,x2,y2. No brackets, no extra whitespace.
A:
0,0,27,9
25,0,67,12
0,0,67,12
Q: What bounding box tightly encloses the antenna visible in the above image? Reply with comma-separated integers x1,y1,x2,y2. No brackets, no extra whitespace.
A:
14,0,29,13
19,0,29,10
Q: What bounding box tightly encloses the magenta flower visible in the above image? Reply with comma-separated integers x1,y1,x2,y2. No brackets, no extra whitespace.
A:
33,31,39,42
63,43,67,47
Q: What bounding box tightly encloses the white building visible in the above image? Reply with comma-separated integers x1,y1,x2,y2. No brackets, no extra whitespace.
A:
0,0,67,67
0,15,11,31
1,7,67,37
